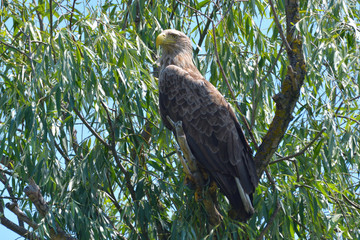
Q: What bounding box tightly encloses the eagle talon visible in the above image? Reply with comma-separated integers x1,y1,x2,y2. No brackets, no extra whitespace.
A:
194,188,203,202
184,175,196,190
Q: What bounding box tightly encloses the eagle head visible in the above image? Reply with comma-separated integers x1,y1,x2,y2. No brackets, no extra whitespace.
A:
156,29,192,55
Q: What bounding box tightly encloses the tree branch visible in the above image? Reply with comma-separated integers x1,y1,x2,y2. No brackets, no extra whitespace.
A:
104,174,137,234
49,0,53,41
194,3,219,55
0,40,31,60
0,165,25,227
251,44,284,130
5,202,38,229
54,141,71,166
32,0,44,31
254,0,306,177
24,178,77,239
0,198,39,239
24,178,49,218
342,194,360,210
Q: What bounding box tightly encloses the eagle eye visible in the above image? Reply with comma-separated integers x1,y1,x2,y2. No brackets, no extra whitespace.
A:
168,33,177,39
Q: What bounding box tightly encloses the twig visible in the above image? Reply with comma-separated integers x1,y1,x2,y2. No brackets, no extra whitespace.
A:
0,40,31,60
252,44,284,129
122,0,132,30
168,1,179,27
336,115,360,125
295,184,337,201
323,179,351,233
265,168,275,186
215,0,234,28
32,0,44,31
293,160,300,182
54,141,71,165
0,165,24,227
342,194,360,210
100,101,136,202
268,0,292,52
259,44,284,86
69,0,77,31
104,174,138,235
50,0,53,41
194,3,219,55
270,128,326,164
0,165,15,199
348,95,360,102
73,107,110,148
256,201,281,240
0,196,22,201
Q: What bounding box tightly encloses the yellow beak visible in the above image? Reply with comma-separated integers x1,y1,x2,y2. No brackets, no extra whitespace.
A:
156,33,166,48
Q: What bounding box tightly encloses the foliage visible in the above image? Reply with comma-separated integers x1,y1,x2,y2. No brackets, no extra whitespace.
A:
0,0,359,239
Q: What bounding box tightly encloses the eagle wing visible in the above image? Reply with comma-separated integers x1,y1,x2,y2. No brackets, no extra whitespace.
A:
159,64,258,210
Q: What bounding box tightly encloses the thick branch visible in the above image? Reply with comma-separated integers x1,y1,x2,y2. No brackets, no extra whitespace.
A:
254,0,306,177
24,178,49,218
0,201,39,239
6,202,38,229
24,178,77,239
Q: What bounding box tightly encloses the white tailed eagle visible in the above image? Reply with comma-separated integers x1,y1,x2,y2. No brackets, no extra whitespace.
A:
156,29,258,221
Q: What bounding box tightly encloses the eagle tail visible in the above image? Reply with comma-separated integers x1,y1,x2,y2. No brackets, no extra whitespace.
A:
235,177,255,215
226,177,255,222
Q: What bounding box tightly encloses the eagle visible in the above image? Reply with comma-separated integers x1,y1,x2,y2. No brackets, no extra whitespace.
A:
156,29,258,221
